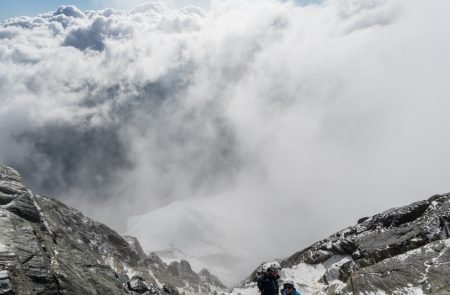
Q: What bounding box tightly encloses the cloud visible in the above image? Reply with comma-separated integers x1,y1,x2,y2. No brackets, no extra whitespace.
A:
1,0,450,283
91,0,211,11
53,5,86,18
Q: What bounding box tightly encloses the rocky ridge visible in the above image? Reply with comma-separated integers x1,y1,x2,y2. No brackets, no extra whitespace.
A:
3,162,450,294
0,165,225,295
230,193,450,294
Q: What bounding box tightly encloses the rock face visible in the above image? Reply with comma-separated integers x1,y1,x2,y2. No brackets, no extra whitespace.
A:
0,165,224,295
232,193,450,294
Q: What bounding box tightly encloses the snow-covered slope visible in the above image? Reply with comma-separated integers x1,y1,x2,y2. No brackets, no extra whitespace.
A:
127,196,259,286
126,186,313,286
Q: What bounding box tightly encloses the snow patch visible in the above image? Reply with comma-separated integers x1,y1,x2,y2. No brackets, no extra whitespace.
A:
28,189,54,236
0,242,8,252
0,270,8,279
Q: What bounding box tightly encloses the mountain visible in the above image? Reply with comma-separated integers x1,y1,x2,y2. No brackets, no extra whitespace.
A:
126,198,258,287
0,165,225,295
126,189,300,287
3,162,450,294
229,193,450,294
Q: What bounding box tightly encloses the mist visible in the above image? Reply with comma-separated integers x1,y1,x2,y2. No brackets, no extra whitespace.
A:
1,0,450,284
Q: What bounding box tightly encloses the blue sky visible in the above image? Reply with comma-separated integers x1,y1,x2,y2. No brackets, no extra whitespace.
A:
0,0,319,21
0,1,100,20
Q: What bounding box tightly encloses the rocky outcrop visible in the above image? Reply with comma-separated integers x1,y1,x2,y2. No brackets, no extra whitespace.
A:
0,165,224,295
235,193,450,294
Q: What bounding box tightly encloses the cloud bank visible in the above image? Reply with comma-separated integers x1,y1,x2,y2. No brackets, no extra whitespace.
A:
1,0,450,282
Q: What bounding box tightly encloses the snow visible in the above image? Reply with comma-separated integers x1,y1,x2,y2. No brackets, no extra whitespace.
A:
28,189,54,236
393,287,424,295
0,270,8,279
0,242,8,252
278,255,351,294
443,238,450,247
223,255,353,295
362,291,388,295
0,201,14,209
283,262,326,291
126,189,289,286
225,287,260,295
127,199,241,284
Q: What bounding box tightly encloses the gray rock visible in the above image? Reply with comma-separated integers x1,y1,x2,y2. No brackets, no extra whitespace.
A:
342,239,450,294
123,235,147,260
127,276,149,293
168,260,200,284
0,270,13,294
241,192,450,294
199,268,226,289
0,165,225,295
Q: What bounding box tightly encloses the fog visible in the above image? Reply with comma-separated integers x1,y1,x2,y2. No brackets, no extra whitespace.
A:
1,0,450,283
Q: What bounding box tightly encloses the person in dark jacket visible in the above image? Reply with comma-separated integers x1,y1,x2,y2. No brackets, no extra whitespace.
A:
280,280,300,295
257,262,281,295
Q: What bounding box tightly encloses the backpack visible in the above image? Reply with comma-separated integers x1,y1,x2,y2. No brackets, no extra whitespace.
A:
256,271,267,292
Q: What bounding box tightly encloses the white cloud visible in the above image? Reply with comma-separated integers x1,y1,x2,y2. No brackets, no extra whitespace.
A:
1,0,450,284
92,0,211,10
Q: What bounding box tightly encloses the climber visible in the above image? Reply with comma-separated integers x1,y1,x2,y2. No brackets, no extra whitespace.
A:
257,261,281,295
280,280,300,295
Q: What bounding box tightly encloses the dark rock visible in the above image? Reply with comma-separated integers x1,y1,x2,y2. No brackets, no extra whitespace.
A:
123,235,147,260
0,270,13,294
423,281,432,294
0,165,226,295
5,194,41,223
305,249,334,264
357,216,369,224
343,239,450,294
199,268,226,289
240,192,450,294
0,166,26,196
338,260,355,283
163,284,179,294
377,200,430,228
146,252,166,267
0,166,22,182
127,276,149,293
168,260,200,285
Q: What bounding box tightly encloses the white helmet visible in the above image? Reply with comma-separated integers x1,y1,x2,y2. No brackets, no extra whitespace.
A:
268,261,281,271
283,279,295,288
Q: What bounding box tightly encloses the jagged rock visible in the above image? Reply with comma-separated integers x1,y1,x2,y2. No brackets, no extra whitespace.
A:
356,216,369,224
124,235,147,260
127,276,150,293
0,270,13,294
233,192,450,295
163,284,179,295
199,268,226,289
341,239,450,294
168,260,200,284
337,260,355,283
0,165,225,295
146,252,166,267
4,194,41,223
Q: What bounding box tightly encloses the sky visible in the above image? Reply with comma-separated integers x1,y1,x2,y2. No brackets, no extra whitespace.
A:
0,1,94,21
0,0,320,21
1,0,450,285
